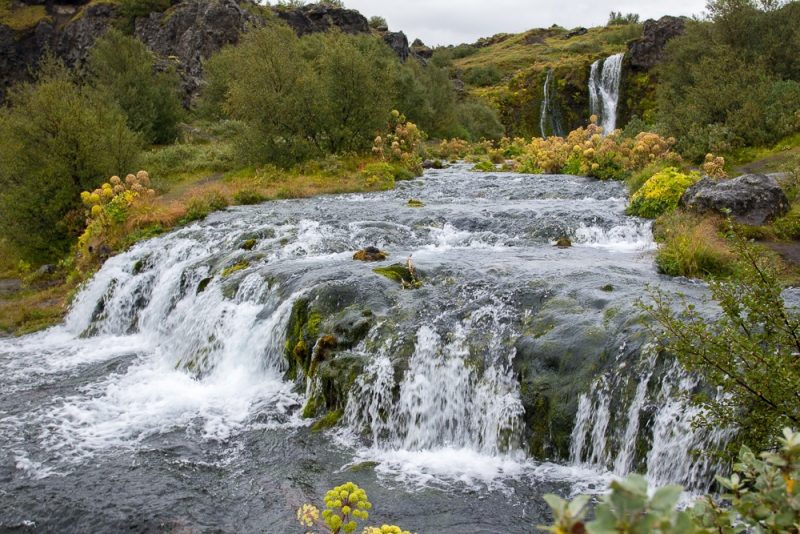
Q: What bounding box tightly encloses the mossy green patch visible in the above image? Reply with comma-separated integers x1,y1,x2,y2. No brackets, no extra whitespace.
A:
241,239,256,250
0,1,52,31
312,409,343,433
406,199,425,208
221,261,249,276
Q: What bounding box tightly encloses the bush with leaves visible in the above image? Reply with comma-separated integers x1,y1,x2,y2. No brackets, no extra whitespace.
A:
87,29,183,145
627,167,700,219
541,428,800,534
371,110,424,174
0,56,141,262
639,220,800,454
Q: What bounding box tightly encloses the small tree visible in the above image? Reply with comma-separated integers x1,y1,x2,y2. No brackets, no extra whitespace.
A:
639,220,800,455
87,29,183,145
369,15,387,29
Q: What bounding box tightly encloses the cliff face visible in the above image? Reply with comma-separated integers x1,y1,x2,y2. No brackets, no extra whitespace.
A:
0,0,373,105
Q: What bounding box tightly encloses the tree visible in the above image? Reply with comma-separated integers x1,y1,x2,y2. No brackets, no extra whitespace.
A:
119,0,171,19
368,15,387,29
0,57,141,261
87,29,183,145
639,222,800,455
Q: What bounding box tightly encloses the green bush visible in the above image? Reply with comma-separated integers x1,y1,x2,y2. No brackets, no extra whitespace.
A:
233,189,267,205
119,0,170,19
625,160,675,196
87,29,183,145
542,428,800,534
181,191,229,223
368,15,386,29
567,40,603,54
0,56,141,261
455,101,506,142
627,167,700,218
463,64,504,87
653,211,732,278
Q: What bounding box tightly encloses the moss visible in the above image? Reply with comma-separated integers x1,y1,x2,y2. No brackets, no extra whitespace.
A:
302,396,323,419
348,461,380,471
406,198,425,208
372,264,422,289
221,261,249,276
0,2,52,31
601,284,614,292
312,409,344,433
555,238,572,248
353,249,388,261
241,239,256,250
196,277,212,294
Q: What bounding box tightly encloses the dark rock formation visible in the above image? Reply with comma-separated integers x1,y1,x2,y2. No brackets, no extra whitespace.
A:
627,16,685,70
410,38,433,59
56,3,116,66
381,31,409,62
679,174,790,226
563,27,588,39
135,0,253,101
0,20,52,99
276,3,369,36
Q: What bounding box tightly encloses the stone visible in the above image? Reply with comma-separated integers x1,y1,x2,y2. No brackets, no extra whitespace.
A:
276,4,370,37
382,31,409,62
555,238,572,248
34,264,56,277
353,247,387,261
628,16,686,70
563,27,588,39
679,173,790,226
410,38,433,59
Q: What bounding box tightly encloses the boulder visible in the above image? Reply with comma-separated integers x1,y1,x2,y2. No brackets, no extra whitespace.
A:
678,173,790,226
353,246,387,262
627,16,685,70
57,3,116,67
276,4,370,36
410,38,433,59
563,27,588,39
382,31,409,62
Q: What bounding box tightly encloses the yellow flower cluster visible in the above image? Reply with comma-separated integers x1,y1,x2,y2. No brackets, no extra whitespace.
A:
362,526,413,534
81,170,155,217
628,167,700,219
515,118,679,179
435,138,469,160
298,504,320,527
298,482,375,534
372,110,422,166
701,153,727,179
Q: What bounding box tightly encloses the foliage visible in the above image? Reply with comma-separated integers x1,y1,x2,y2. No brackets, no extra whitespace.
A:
653,211,733,278
87,29,183,145
514,118,678,179
210,25,396,167
627,167,700,219
0,0,51,31
455,101,506,142
0,56,141,262
233,188,267,205
640,222,800,454
368,15,386,29
433,138,470,160
119,0,170,19
701,153,728,179
464,64,504,87
540,428,800,534
658,2,800,161
607,11,640,25
181,191,228,223
371,110,424,173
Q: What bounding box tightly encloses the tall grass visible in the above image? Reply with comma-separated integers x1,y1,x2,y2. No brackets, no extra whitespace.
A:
654,211,733,278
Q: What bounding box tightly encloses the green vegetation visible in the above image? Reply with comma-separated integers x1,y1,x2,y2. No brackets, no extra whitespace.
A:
642,223,800,454
367,15,386,29
0,0,51,31
542,428,799,534
119,0,170,19
0,56,141,263
87,29,183,145
652,211,733,278
626,167,700,218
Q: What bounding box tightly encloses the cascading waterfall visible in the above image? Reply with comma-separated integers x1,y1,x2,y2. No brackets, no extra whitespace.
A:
588,53,625,134
539,69,565,139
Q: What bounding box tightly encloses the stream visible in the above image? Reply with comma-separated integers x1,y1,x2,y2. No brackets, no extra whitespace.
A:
0,164,723,533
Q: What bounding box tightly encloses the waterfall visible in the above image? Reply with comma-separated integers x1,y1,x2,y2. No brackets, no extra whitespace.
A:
588,53,625,134
568,346,734,489
539,69,565,139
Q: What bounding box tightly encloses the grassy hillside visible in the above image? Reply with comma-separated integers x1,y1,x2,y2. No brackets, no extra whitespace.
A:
435,23,652,138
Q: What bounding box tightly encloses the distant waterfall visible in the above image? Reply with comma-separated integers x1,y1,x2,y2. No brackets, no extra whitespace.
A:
539,69,565,139
588,53,625,134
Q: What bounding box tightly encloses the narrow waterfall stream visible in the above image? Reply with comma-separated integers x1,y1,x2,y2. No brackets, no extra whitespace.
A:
589,53,625,134
0,165,722,532
539,69,564,139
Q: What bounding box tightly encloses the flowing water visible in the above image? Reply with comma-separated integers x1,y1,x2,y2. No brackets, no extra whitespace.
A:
589,53,625,134
539,69,565,139
0,165,724,532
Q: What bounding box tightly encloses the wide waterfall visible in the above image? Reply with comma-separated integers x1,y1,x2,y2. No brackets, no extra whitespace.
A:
539,69,565,139
589,52,625,134
0,164,723,532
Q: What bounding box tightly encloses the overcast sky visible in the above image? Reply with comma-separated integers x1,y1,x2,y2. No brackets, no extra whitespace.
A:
343,0,708,47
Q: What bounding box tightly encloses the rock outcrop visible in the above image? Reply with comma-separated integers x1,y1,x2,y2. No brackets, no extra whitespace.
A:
679,173,790,226
134,0,253,101
627,16,686,70
381,31,410,62
410,38,433,59
275,3,370,36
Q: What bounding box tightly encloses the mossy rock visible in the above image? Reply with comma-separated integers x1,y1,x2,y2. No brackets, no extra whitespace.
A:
373,264,423,289
241,239,257,251
555,238,572,248
353,247,388,261
312,409,344,433
407,199,425,208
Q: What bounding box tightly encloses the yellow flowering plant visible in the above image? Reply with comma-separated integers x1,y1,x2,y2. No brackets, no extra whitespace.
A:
372,110,424,173
626,167,700,219
297,482,413,534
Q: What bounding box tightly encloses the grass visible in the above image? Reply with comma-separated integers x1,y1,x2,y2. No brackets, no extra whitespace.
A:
653,211,733,279
721,133,800,175
0,0,51,31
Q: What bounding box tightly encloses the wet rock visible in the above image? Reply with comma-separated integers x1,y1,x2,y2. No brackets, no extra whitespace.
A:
407,199,425,208
563,27,588,39
679,173,790,226
353,246,387,262
628,16,686,70
555,238,572,248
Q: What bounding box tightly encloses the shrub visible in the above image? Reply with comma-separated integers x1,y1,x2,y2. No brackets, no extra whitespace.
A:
652,211,732,278
625,160,675,197
119,0,170,19
627,167,700,219
371,110,424,173
87,29,183,145
181,191,229,223
0,56,141,262
359,163,396,190
463,64,504,87
368,15,386,29
233,189,267,205
642,221,799,454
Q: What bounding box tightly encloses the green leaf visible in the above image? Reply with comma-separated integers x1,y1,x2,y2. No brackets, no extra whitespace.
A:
650,485,683,512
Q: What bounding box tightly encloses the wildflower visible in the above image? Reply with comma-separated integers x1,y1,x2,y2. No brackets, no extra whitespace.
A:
297,504,319,527
110,175,121,185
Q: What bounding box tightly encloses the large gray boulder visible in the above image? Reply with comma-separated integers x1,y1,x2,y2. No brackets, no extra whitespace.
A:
679,173,790,226
627,16,685,70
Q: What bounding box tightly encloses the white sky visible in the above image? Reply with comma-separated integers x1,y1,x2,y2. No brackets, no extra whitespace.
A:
343,0,708,47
